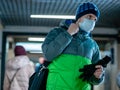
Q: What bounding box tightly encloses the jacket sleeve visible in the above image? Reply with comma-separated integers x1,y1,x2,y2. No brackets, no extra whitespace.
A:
90,41,104,85
92,43,101,64
89,74,104,85
42,28,73,61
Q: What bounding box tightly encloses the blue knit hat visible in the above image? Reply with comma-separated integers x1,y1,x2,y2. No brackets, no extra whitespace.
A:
76,2,100,21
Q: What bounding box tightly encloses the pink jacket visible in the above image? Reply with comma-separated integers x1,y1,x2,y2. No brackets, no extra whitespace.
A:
3,55,35,90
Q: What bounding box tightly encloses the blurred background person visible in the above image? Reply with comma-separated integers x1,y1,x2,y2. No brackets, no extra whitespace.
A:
3,45,35,90
116,72,120,88
35,57,45,72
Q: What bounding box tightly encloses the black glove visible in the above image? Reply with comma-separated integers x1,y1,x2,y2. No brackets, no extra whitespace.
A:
79,56,111,82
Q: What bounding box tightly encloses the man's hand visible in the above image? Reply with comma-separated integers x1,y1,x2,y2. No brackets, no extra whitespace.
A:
67,23,79,35
94,65,104,79
79,55,111,82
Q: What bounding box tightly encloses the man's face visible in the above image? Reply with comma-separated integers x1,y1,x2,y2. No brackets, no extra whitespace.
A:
39,57,45,64
76,14,97,25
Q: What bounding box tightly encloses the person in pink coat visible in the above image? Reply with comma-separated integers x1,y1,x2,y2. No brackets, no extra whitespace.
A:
3,46,35,90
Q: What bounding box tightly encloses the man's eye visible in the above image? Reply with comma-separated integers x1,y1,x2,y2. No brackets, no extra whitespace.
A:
87,16,91,19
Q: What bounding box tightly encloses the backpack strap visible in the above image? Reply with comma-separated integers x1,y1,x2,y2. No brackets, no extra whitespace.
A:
6,68,20,89
11,68,20,83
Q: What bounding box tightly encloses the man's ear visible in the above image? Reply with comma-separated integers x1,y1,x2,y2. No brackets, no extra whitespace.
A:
75,19,80,26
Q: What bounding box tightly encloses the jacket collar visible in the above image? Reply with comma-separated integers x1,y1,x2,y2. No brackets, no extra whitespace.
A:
74,29,92,40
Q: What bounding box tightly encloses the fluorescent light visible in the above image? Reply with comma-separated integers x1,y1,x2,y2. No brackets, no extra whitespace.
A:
29,51,42,53
16,42,43,53
28,37,45,41
30,15,75,19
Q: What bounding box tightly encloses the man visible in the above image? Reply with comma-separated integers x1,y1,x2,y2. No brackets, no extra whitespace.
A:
35,57,45,72
42,2,104,90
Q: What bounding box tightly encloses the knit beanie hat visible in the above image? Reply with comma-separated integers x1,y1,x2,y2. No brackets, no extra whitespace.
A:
14,46,27,56
76,2,100,21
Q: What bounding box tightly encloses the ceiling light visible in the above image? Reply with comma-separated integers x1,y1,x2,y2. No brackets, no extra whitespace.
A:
16,42,43,53
30,15,75,19
29,51,42,53
28,37,45,41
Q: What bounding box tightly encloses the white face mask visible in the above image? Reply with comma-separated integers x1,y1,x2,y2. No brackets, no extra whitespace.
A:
79,18,95,32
